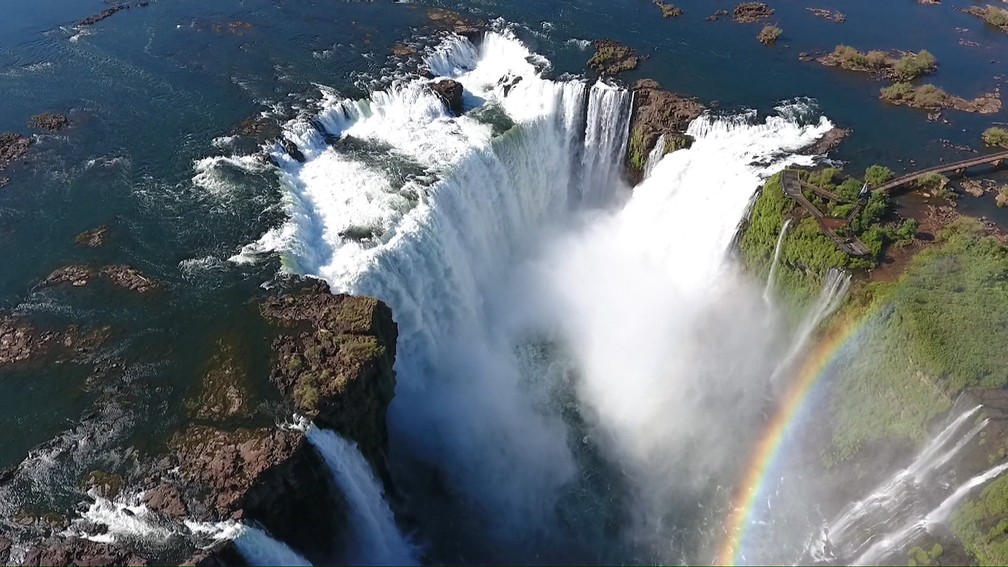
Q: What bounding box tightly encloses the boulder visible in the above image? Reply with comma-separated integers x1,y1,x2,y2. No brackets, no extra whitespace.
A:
142,482,189,519
99,265,158,294
626,79,706,185
431,79,465,116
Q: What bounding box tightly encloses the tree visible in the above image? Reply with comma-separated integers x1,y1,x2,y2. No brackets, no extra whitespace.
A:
982,127,1008,149
864,165,895,187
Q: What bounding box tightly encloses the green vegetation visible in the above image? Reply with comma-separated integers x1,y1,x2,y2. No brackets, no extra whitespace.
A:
828,219,1008,462
907,543,944,566
823,46,936,80
757,25,782,46
953,473,1008,565
982,127,1008,148
973,4,1008,29
294,374,321,411
740,167,900,307
881,82,952,110
892,50,937,81
916,172,952,198
997,186,1008,208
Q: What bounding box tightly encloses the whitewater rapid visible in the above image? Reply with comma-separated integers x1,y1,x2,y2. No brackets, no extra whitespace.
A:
250,28,840,563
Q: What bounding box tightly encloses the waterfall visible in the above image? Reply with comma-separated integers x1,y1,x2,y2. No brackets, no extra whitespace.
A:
579,81,633,204
818,404,986,563
642,134,666,180
232,525,313,567
852,461,1008,566
925,461,1008,525
769,268,851,387
187,520,312,566
306,427,416,566
251,25,837,562
763,218,792,304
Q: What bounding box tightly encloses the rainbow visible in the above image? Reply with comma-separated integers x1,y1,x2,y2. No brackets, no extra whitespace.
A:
714,305,881,566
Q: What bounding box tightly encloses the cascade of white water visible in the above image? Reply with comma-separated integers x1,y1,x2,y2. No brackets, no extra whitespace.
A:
579,81,633,204
763,218,792,304
768,269,851,387
232,525,313,567
251,25,836,561
306,427,416,566
187,521,312,566
851,460,1008,566
817,404,986,563
642,134,666,181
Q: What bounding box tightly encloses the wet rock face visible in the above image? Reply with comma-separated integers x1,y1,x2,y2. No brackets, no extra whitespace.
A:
262,280,398,467
800,127,852,155
734,2,775,23
587,40,641,76
22,537,148,566
431,79,465,116
28,113,69,132
625,79,706,185
170,426,345,558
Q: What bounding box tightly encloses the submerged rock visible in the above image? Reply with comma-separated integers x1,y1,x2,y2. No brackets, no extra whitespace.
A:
38,264,158,294
188,335,250,421
74,226,110,248
77,2,150,27
706,9,730,22
431,79,465,116
28,113,69,132
626,79,706,185
587,40,641,76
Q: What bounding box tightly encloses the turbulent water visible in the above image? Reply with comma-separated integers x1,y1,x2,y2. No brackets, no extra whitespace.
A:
243,30,849,563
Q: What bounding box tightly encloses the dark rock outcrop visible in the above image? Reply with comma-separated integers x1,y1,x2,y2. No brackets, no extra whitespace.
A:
99,265,158,294
77,2,149,27
426,8,486,41
706,9,730,22
28,113,69,132
734,2,775,23
0,534,10,565
626,79,706,185
262,280,398,467
75,226,110,248
170,426,343,559
807,8,846,23
281,138,305,163
0,317,56,367
188,335,250,421
652,0,683,18
587,40,641,76
0,132,32,185
22,537,148,566
38,264,158,294
431,79,465,116
800,127,851,155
